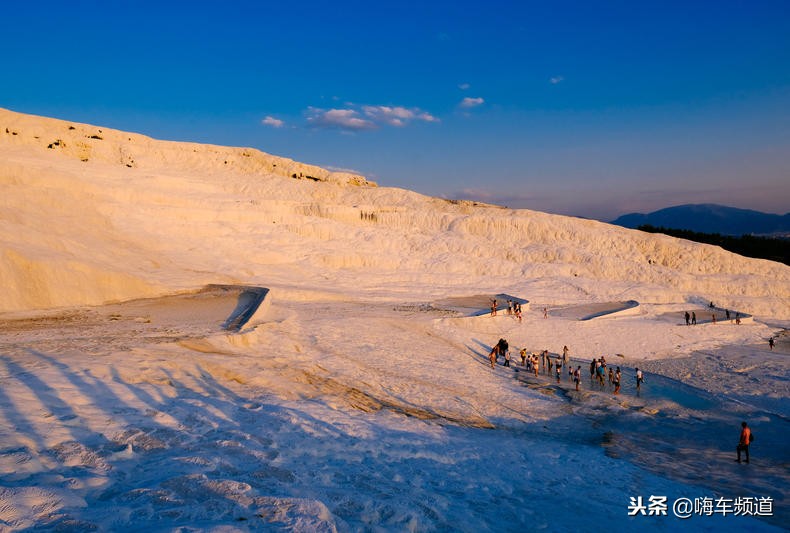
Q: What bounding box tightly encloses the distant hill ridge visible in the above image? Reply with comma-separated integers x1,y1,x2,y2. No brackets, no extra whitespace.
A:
611,204,790,236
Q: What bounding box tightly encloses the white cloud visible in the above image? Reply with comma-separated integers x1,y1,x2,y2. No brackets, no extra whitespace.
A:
305,107,376,131
305,104,438,131
550,76,564,84
326,165,365,175
362,105,439,127
458,83,471,90
261,116,284,128
459,97,484,109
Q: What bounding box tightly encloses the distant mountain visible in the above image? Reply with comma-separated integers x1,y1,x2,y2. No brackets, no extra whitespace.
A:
611,204,790,236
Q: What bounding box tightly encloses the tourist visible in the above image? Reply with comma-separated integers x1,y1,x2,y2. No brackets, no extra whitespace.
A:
736,421,752,464
636,368,644,390
685,311,690,326
614,367,621,395
769,337,775,351
692,311,696,325
574,366,581,391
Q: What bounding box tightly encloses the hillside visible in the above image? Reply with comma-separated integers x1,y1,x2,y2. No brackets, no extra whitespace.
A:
612,204,790,236
2,107,789,319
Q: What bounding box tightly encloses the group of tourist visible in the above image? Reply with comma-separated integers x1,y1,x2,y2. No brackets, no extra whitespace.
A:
492,343,632,395
685,308,742,326
490,298,523,323
488,339,757,464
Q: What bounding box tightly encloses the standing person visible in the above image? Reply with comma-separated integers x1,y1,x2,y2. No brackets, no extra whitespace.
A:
635,368,644,391
490,299,497,317
590,359,596,380
726,309,731,322
712,314,716,325
567,351,574,379
692,311,697,325
574,366,581,391
685,311,690,326
736,421,752,464
504,349,511,367
614,367,621,395
507,299,513,316
520,348,528,367
608,367,614,386
543,307,548,319
489,346,498,368
562,345,569,367
556,360,562,383
532,353,539,377
769,337,775,350
546,352,553,375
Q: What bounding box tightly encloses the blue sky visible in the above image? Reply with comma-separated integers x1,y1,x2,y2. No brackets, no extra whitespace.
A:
2,1,789,219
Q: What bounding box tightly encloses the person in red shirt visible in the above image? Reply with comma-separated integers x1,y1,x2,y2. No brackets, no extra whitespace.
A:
737,421,752,463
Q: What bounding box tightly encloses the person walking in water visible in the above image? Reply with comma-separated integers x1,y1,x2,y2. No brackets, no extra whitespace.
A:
736,421,752,464
574,366,581,391
614,367,621,395
635,368,644,391
691,311,697,325
685,311,690,326
769,337,775,350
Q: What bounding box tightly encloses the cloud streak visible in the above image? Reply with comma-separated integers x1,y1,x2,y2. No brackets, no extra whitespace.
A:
306,104,438,131
459,97,484,109
305,108,376,131
261,116,285,128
